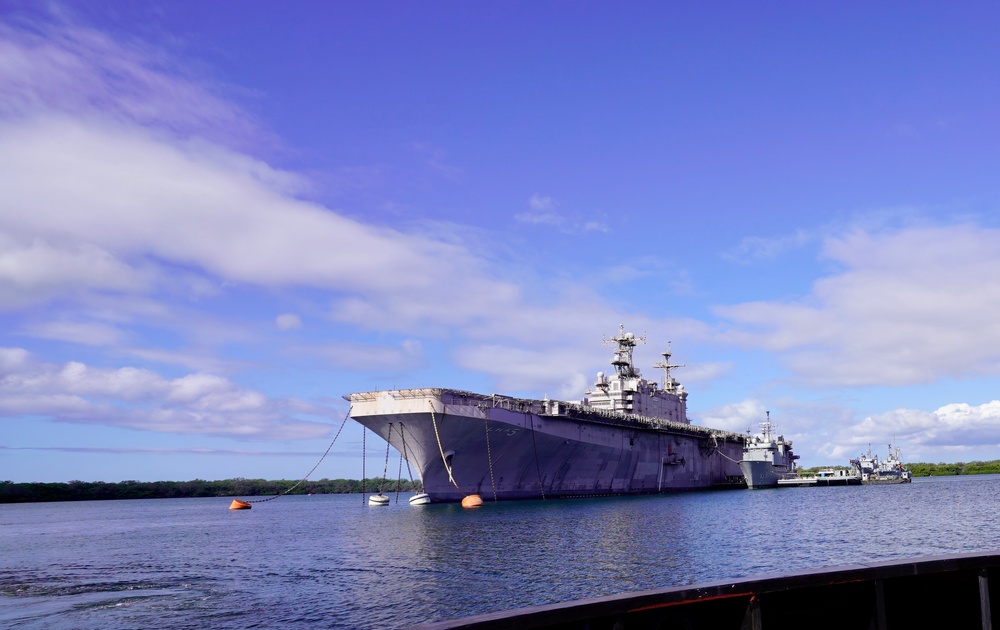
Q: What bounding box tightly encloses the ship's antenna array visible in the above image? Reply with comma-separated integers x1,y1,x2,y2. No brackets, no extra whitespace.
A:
602,324,646,378
652,341,685,392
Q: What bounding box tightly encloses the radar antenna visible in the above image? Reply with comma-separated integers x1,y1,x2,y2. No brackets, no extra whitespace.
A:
652,341,685,392
602,324,646,378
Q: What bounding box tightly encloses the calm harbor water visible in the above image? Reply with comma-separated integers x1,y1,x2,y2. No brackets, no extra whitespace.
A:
2,475,999,629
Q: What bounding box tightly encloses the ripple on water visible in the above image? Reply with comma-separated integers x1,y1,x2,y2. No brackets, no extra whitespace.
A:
3,479,1000,628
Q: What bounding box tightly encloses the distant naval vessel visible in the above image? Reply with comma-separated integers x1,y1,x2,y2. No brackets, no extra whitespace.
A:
852,444,912,484
346,326,746,502
739,412,799,489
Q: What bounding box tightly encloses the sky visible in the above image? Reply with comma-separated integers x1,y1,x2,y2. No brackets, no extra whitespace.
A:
3,2,1000,483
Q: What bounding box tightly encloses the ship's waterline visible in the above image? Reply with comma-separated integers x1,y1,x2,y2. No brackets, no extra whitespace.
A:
346,326,747,502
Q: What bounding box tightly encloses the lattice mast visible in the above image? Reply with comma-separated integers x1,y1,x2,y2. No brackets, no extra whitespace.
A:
603,324,646,378
652,342,685,394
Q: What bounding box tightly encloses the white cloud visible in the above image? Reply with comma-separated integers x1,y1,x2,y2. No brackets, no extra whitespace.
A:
817,400,1000,463
0,347,29,372
276,313,302,330
22,320,124,346
516,194,563,226
455,343,593,400
299,339,424,372
715,224,1000,387
722,229,813,263
0,348,335,438
583,221,609,233
696,399,767,433
0,235,147,310
529,194,555,212
0,18,665,369
0,20,269,152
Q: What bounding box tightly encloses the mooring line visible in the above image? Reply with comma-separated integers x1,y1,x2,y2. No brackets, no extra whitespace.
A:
245,411,350,504
527,412,546,500
429,400,461,490
484,412,497,502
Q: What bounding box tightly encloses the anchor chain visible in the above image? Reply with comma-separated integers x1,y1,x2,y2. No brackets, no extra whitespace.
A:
527,412,546,500
484,413,497,502
394,424,404,503
376,424,392,495
429,400,461,490
399,423,418,488
361,425,368,505
244,412,350,504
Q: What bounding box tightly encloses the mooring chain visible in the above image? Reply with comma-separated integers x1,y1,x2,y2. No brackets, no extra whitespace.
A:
484,413,498,502
361,423,367,504
400,423,416,485
393,423,404,502
376,423,392,495
527,412,546,500
716,448,741,464
246,412,350,504
429,400,461,490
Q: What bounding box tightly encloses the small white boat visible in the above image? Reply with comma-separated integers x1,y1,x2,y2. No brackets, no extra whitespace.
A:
408,492,430,506
368,493,389,506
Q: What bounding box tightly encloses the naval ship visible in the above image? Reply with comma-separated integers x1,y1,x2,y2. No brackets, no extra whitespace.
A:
346,326,746,502
851,444,912,484
739,412,799,489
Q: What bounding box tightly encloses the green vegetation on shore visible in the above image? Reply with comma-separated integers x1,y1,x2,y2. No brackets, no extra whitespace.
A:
6,460,1000,503
800,460,1000,477
0,478,421,504
906,461,1000,476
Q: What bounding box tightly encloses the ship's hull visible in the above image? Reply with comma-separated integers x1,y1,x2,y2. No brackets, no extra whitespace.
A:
738,460,798,489
348,389,745,502
863,474,912,485
739,460,781,489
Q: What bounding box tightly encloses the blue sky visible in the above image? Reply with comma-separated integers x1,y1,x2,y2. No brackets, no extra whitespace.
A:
3,2,1000,483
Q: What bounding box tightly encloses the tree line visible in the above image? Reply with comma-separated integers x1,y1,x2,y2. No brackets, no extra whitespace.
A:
905,460,1000,476
0,478,421,504
7,460,1000,503
800,460,1000,477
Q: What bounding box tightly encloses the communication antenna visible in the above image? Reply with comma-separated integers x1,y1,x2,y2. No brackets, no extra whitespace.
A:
652,341,685,391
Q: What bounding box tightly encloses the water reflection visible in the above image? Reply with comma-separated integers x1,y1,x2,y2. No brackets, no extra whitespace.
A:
4,476,1000,628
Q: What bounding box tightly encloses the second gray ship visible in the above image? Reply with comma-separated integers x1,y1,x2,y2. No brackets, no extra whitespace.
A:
739,412,799,489
346,326,746,502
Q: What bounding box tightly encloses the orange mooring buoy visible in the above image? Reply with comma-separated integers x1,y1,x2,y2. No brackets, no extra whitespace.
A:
229,499,252,510
461,494,483,508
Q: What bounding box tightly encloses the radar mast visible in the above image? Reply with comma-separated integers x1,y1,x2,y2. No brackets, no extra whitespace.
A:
602,324,646,378
652,342,685,393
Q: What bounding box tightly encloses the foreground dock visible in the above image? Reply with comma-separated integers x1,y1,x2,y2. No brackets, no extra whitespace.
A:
415,552,999,629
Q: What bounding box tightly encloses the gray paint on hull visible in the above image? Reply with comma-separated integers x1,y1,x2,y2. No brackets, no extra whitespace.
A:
352,406,744,502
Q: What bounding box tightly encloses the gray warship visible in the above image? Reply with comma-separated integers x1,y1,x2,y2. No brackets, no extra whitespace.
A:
346,326,746,502
739,412,799,489
851,444,912,484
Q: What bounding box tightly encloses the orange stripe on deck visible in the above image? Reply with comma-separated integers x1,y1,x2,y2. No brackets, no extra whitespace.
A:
628,591,754,613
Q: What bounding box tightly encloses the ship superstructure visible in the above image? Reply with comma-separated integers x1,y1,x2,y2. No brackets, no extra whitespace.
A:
851,444,912,484
739,413,799,489
346,326,746,502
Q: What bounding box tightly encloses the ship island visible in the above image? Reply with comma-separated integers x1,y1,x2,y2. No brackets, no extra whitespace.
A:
346,325,747,503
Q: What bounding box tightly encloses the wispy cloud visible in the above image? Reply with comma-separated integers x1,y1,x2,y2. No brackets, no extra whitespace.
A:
819,400,1000,462
515,193,563,226
297,339,424,372
715,223,1000,387
275,313,302,330
0,348,337,438
722,229,814,264
0,19,272,153
514,194,608,234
